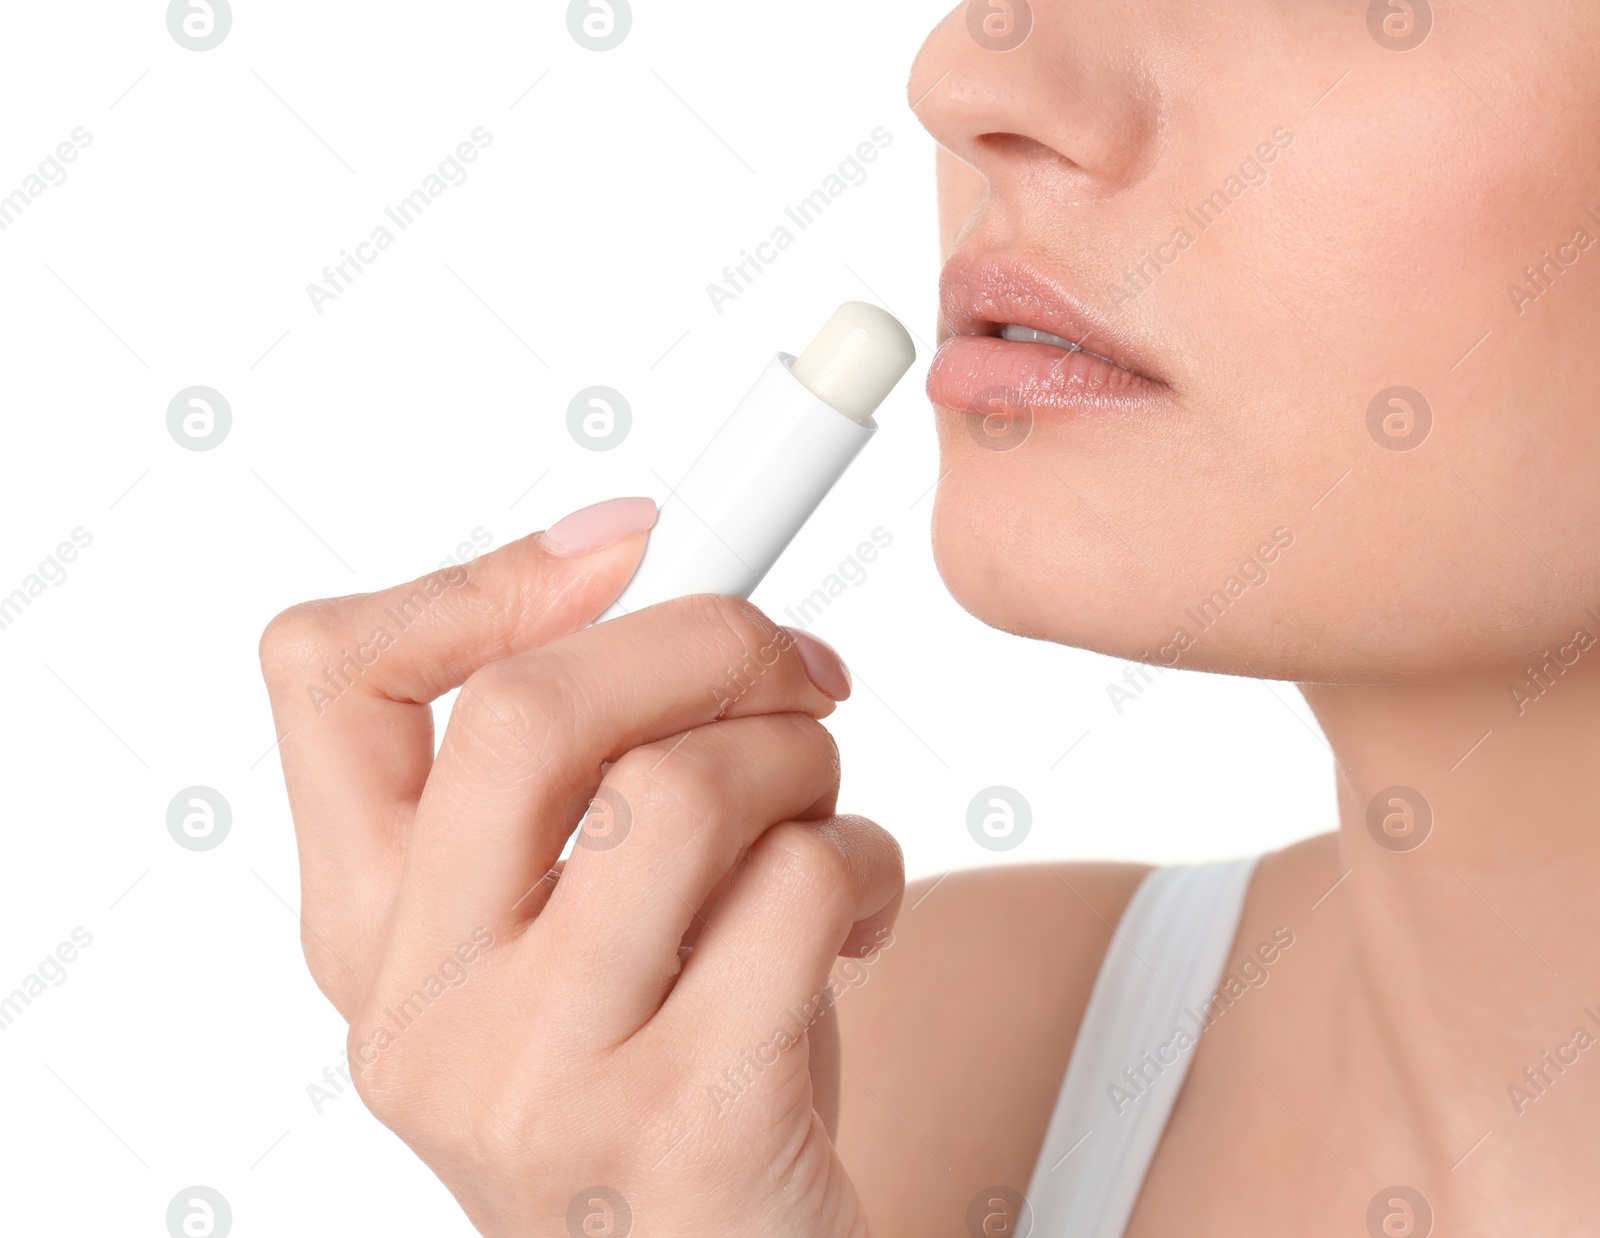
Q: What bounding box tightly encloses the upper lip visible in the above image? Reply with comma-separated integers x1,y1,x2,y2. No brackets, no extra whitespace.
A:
938,253,1168,386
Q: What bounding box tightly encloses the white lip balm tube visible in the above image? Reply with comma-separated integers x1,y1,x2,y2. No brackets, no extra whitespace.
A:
599,302,916,621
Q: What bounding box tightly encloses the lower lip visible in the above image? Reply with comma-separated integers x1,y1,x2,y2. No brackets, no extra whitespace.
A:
927,336,1166,417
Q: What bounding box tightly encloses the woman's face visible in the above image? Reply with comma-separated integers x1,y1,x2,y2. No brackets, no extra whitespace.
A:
914,1,1600,683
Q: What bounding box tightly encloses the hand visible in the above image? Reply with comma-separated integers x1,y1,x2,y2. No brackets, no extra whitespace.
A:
258,498,904,1237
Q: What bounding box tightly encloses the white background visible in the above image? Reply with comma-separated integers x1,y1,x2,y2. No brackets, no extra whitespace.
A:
0,2,1332,1232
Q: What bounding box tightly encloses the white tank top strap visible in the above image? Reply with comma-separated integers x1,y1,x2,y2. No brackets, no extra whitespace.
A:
1024,855,1262,1237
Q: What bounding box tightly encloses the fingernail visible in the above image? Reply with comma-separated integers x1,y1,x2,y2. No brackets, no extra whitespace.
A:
784,628,852,700
538,497,657,557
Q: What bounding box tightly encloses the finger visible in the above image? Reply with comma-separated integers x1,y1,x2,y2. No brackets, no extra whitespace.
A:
541,711,842,1040
389,596,850,954
257,498,655,1001
653,814,903,1063
809,990,843,1137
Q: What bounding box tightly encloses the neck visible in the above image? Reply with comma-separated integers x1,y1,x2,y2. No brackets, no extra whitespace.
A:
1298,648,1600,1164
1304,648,1600,919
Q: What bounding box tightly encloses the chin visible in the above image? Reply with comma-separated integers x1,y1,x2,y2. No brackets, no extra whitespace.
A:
931,451,1588,688
928,413,1375,685
927,431,1162,656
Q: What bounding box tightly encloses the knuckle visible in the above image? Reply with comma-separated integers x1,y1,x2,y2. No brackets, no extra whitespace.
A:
761,821,854,903
756,714,842,804
458,657,522,716
677,595,792,704
682,591,772,642
343,997,478,1144
462,1085,545,1169
258,601,337,686
609,737,729,824
788,712,841,777
441,551,534,660
764,713,843,801
299,922,352,1010
838,812,905,883
452,659,561,764
344,1014,419,1126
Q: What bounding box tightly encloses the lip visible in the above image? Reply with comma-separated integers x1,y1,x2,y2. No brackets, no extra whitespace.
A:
930,254,1170,417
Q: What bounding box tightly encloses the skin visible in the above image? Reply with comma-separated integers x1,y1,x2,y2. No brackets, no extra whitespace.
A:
846,0,1600,1234
261,1,1600,1234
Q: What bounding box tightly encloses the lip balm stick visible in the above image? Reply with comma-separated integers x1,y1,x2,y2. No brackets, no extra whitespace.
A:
599,302,916,620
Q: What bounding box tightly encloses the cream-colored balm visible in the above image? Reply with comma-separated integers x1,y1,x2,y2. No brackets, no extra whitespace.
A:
600,302,915,620
789,301,918,425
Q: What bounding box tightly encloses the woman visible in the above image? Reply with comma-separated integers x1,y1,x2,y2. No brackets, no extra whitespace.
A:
259,2,1600,1233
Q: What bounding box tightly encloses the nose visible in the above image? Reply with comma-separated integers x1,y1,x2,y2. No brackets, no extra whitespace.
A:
910,3,1159,199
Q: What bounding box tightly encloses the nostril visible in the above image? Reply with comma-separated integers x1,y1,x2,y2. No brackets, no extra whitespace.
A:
977,131,1080,169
